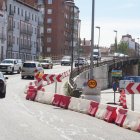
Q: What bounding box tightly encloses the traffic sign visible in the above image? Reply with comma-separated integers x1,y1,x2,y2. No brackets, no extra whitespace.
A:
125,82,140,94
87,79,97,88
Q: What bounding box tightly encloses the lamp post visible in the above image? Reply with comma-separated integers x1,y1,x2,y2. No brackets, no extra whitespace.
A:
114,30,117,51
137,38,139,56
90,0,95,79
96,26,100,66
77,19,81,74
64,1,75,78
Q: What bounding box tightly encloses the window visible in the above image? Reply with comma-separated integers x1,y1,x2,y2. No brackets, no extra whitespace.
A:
47,37,52,43
47,9,52,14
18,8,20,15
47,28,52,33
48,0,53,4
47,18,52,24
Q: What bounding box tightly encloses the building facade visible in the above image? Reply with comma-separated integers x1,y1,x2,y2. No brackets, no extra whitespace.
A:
43,0,80,59
0,0,7,61
5,0,43,61
121,34,140,56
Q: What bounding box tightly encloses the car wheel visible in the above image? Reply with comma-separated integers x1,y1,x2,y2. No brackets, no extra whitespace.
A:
21,76,24,79
17,68,21,74
0,91,6,98
11,68,14,74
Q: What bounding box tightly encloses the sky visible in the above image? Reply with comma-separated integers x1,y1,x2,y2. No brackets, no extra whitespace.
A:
74,0,140,47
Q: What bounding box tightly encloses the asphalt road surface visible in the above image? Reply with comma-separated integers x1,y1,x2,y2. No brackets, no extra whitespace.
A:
0,65,140,140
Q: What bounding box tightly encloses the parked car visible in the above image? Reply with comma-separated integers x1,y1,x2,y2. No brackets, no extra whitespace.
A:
61,56,72,66
0,59,21,74
74,57,89,67
40,58,53,69
0,72,8,98
21,61,44,79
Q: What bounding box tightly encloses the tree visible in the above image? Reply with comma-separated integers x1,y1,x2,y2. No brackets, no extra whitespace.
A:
117,41,129,55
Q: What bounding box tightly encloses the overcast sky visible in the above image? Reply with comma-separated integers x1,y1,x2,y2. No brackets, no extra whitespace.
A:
75,0,140,47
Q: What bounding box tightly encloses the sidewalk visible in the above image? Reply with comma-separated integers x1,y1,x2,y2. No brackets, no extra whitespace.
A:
101,88,140,112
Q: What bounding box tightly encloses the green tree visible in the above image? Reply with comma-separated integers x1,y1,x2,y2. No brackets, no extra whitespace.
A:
117,41,128,54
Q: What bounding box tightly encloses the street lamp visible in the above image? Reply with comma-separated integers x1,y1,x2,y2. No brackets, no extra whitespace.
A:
114,30,117,51
96,26,100,66
90,0,95,79
77,19,81,74
64,1,75,78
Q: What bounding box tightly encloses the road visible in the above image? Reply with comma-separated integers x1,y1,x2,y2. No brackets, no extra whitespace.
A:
0,65,140,140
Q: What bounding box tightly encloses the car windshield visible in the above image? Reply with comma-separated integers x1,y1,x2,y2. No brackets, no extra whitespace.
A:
2,60,14,64
23,63,36,68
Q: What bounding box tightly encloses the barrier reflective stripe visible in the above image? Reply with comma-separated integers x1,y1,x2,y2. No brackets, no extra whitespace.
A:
104,106,117,123
88,101,99,116
59,95,71,109
115,108,127,127
52,94,62,106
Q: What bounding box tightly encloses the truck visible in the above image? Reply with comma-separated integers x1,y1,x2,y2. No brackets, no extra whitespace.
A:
93,49,101,60
0,59,21,74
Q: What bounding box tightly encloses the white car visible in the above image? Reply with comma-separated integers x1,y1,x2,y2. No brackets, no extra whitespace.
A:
21,61,44,79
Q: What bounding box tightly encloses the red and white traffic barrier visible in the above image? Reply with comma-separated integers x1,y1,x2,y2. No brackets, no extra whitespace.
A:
123,110,140,132
95,104,107,120
35,91,55,105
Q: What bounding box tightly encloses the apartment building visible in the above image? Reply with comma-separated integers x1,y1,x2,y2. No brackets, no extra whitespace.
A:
43,0,80,59
121,34,140,56
6,0,43,61
0,0,7,61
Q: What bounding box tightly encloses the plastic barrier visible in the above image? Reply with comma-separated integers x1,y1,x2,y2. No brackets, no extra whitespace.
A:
52,94,62,107
35,91,55,105
104,106,117,123
68,97,80,112
115,108,128,127
123,110,140,131
59,95,71,109
26,86,37,101
88,101,99,116
95,104,107,120
78,99,91,114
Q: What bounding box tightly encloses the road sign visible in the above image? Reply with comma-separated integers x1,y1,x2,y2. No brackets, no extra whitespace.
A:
125,82,140,94
112,82,119,92
111,69,122,77
87,79,97,88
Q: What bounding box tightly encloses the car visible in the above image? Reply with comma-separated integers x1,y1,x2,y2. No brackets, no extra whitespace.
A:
40,58,53,69
21,61,44,79
0,72,8,98
0,59,21,74
74,57,89,67
61,56,72,66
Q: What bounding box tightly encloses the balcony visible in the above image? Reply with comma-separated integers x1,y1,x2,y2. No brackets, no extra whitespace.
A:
20,29,33,36
9,10,14,16
7,42,13,48
0,33,6,42
8,25,14,31
25,15,30,22
20,44,32,50
38,20,44,26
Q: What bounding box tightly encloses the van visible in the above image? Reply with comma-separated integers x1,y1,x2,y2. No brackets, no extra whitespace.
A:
21,61,44,79
93,49,101,60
